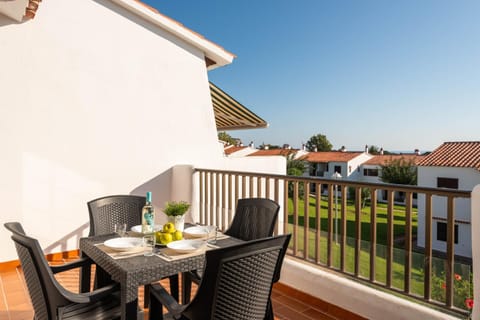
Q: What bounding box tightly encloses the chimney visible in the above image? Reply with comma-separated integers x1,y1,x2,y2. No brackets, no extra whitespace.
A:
414,149,420,155
365,144,369,153
302,143,307,151
314,146,318,152
264,145,269,150
340,146,347,152
249,141,254,148
380,147,384,155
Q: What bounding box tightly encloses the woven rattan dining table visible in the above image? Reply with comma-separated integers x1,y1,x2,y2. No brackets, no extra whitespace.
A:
79,233,242,320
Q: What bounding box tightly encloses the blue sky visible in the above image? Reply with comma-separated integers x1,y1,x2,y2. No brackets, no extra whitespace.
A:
145,0,479,152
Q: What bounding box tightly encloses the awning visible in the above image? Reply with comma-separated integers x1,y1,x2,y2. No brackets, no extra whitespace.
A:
210,82,268,131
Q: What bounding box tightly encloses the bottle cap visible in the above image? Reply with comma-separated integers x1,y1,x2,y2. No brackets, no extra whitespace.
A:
146,191,152,202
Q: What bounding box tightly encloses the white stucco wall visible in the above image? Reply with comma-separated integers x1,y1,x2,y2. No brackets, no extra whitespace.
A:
417,167,480,258
0,0,282,262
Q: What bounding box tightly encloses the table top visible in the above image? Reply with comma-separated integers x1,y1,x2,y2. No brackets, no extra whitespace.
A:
80,233,242,303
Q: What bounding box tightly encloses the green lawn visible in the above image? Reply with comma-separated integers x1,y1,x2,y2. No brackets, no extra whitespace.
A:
287,195,418,247
285,195,472,311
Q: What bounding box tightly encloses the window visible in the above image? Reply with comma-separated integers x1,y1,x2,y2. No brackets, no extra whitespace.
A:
363,168,379,176
334,165,341,174
437,177,459,189
437,222,458,243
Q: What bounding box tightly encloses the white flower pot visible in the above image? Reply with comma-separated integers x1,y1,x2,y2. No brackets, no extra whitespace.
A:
167,215,185,231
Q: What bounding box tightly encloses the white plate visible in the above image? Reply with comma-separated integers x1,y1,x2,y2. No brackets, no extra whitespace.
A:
183,226,210,238
130,224,163,234
167,239,205,253
104,237,143,251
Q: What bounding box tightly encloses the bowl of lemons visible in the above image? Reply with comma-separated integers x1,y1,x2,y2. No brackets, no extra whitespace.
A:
155,222,183,245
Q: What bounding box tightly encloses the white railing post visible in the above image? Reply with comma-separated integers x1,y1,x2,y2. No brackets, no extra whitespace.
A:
471,184,480,320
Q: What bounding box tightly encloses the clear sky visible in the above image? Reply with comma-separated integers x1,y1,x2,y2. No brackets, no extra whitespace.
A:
145,0,479,152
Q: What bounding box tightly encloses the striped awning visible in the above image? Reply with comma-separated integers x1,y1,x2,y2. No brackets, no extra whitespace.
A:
210,82,268,130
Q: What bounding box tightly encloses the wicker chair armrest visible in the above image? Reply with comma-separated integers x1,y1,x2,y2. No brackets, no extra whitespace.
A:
150,283,185,318
65,282,120,304
50,256,93,274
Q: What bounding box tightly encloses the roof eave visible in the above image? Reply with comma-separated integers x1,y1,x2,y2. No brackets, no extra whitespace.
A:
111,0,235,69
217,123,269,131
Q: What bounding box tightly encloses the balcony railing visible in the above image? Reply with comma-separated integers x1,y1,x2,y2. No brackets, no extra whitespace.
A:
194,168,472,318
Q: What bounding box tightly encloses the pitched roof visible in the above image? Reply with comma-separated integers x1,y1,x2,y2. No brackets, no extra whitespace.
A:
417,141,480,170
224,146,248,155
248,149,298,157
300,152,363,163
364,154,425,166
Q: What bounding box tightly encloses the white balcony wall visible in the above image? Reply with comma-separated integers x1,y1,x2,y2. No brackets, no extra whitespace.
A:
281,259,461,320
0,0,282,262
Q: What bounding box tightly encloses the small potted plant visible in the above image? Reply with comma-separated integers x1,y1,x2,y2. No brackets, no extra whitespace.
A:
163,201,190,231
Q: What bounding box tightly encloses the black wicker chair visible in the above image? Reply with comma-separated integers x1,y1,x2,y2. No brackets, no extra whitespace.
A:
85,195,179,307
4,222,128,320
223,197,280,241
87,194,145,237
149,234,291,320
182,198,281,319
182,197,280,302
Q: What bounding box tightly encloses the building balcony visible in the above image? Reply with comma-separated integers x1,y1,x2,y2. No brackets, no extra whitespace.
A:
1,166,478,320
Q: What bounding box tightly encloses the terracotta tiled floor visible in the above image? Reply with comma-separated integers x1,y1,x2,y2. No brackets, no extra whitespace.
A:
0,256,366,320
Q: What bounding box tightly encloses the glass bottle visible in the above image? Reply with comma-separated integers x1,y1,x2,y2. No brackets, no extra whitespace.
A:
141,192,155,234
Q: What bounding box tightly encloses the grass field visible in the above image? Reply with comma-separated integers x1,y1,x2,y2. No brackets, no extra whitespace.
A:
285,195,472,311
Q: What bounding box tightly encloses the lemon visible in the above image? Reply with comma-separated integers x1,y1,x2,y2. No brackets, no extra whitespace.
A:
163,222,176,233
173,230,183,241
157,231,173,245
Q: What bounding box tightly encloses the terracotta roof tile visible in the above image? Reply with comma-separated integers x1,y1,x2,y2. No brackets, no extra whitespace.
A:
300,152,363,162
248,149,297,157
25,0,41,19
224,146,248,155
417,141,480,170
364,154,425,166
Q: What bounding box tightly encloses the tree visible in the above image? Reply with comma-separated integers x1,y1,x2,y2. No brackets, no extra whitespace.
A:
286,155,306,198
380,158,417,185
368,145,380,155
348,187,372,208
217,131,236,145
287,155,305,176
305,134,332,152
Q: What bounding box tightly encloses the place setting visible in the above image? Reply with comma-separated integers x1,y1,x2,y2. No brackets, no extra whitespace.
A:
95,223,155,259
154,223,220,261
